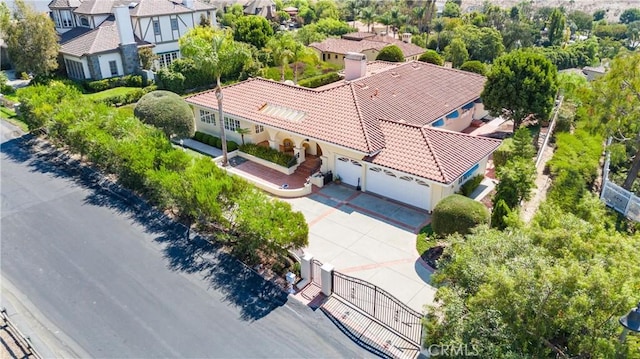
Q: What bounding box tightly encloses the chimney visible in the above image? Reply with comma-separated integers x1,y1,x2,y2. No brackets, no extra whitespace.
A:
183,0,194,9
114,6,135,45
344,52,367,81
402,33,412,44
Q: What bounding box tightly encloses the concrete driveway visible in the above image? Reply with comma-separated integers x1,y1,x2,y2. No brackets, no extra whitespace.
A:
284,184,437,312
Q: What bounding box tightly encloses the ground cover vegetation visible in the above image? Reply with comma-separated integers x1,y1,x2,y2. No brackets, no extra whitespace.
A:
16,81,308,271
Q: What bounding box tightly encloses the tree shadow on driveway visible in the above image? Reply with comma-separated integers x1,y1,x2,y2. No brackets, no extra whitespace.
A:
2,135,288,322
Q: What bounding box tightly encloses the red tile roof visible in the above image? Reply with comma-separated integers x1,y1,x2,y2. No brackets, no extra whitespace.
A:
186,61,497,184
72,0,214,16
309,33,425,59
366,121,500,183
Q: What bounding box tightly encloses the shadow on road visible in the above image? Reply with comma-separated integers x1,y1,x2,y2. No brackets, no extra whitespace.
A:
1,135,288,321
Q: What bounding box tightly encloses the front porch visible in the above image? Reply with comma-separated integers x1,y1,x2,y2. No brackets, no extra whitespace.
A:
178,138,322,198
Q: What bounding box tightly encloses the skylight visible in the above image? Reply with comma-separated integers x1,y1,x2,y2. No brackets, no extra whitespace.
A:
260,103,306,122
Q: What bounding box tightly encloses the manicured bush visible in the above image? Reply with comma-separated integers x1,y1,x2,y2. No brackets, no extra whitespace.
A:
239,143,296,167
297,72,341,88
215,137,222,149
418,50,444,66
134,90,194,138
226,140,238,152
83,75,144,93
459,60,486,75
155,68,186,94
376,45,404,62
431,194,490,236
492,138,514,171
206,135,218,147
460,174,484,197
193,131,205,141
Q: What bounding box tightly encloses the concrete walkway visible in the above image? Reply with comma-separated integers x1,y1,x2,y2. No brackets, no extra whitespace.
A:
284,185,436,312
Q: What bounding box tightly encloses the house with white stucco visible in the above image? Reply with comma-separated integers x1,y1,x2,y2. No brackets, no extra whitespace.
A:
185,56,500,212
49,0,216,80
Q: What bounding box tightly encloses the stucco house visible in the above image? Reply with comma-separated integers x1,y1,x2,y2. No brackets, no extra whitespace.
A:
309,32,425,67
186,55,500,212
49,0,216,80
209,0,276,19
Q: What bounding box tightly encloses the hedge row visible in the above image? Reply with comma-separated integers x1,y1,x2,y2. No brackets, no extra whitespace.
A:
297,72,341,88
83,75,144,93
193,131,238,152
95,86,157,107
239,143,296,168
459,174,484,197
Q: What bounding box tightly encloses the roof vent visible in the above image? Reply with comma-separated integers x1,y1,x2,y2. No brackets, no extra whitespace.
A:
391,71,399,78
128,2,138,8
355,82,368,90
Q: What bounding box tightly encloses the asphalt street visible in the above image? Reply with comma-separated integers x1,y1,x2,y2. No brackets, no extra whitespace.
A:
0,121,369,358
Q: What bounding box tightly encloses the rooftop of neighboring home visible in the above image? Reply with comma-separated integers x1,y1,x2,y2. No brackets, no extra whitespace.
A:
309,32,425,58
186,60,499,184
59,16,150,56
49,0,215,16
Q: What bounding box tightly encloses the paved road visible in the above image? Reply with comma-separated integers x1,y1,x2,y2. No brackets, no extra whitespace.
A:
0,122,369,358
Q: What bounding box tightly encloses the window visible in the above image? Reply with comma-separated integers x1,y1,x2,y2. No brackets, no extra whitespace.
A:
335,54,338,59
65,59,85,79
51,12,61,27
109,61,118,76
254,124,264,133
199,110,215,125
153,20,160,35
458,163,480,184
80,16,90,27
60,10,74,27
157,51,179,68
224,117,240,131
170,18,178,31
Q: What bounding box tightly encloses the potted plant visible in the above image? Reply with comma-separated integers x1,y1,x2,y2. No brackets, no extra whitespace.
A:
334,174,341,184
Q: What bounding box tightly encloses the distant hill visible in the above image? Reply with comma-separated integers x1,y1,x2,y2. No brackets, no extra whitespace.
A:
461,0,637,22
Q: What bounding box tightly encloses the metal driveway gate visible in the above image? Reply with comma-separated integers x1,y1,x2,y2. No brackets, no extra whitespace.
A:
332,271,423,346
311,259,323,286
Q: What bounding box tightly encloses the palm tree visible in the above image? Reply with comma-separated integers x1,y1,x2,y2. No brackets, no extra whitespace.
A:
412,5,426,33
359,7,375,32
433,18,445,52
345,0,359,28
236,128,250,145
180,28,249,166
390,7,401,39
290,42,313,84
378,12,392,37
267,35,294,82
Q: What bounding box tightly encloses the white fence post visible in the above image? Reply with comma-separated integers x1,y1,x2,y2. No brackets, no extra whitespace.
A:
320,263,334,296
295,253,313,290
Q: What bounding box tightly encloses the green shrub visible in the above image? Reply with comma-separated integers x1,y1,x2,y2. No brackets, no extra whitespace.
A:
459,60,486,75
460,174,484,197
297,72,341,88
194,131,205,141
155,68,186,94
490,198,511,230
83,75,144,93
226,140,239,152
376,45,404,62
492,138,514,171
431,194,490,236
418,50,444,66
214,137,222,149
133,90,194,138
239,143,296,167
207,135,218,147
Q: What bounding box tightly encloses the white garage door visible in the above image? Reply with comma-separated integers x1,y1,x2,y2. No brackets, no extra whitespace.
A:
335,157,362,187
366,166,431,210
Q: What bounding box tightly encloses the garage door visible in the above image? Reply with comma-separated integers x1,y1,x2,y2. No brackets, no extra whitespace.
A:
335,157,362,187
366,166,431,210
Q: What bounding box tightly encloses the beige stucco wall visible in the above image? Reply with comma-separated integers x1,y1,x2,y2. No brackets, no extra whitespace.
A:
442,107,473,132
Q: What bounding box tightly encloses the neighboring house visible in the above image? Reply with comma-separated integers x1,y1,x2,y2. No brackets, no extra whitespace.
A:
186,55,500,212
582,64,608,81
309,32,425,67
50,0,216,80
209,0,276,19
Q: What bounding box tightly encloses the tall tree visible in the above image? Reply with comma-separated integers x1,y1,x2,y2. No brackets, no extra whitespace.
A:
358,7,375,32
0,0,59,76
233,15,274,49
591,52,640,190
547,8,566,46
444,38,468,68
481,50,558,130
267,33,294,82
180,28,250,166
433,18,445,51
